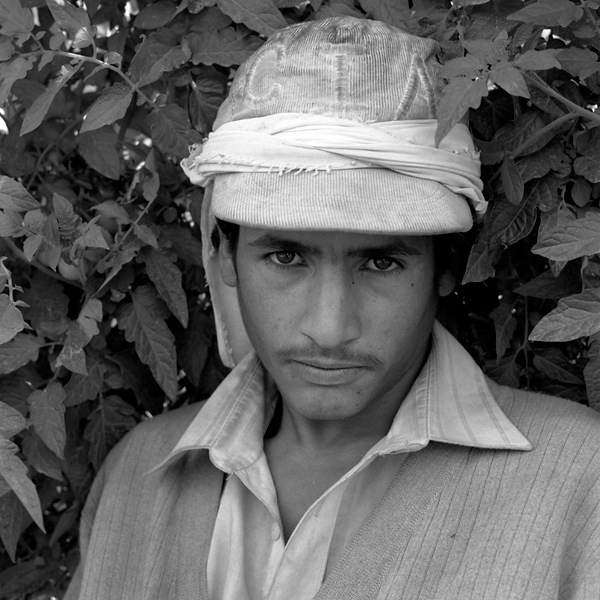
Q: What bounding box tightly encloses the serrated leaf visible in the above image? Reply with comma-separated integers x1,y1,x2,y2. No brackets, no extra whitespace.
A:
572,179,592,207
489,63,529,98
160,224,204,265
46,0,94,49
64,357,104,406
533,210,600,261
0,0,34,39
0,294,26,344
77,126,120,180
0,208,23,236
21,63,80,135
462,228,496,284
436,77,488,146
148,103,202,160
584,338,600,411
84,395,136,470
133,223,158,247
574,155,600,183
500,157,524,204
80,83,133,133
91,200,130,224
76,221,110,250
357,0,411,28
21,431,62,480
0,438,44,530
533,347,583,384
490,302,517,360
557,47,600,80
128,30,191,88
463,36,509,65
0,56,35,106
494,111,552,157
515,265,580,299
112,351,164,413
187,26,263,67
133,0,178,29
217,0,286,36
514,49,561,71
507,0,583,27
0,334,42,375
490,195,539,246
440,55,486,79
528,173,561,212
0,490,26,561
27,381,66,459
516,142,568,182
0,177,38,212
56,322,88,375
142,249,188,327
0,401,27,438
118,286,178,399
21,272,69,334
530,289,600,342
77,298,102,342
0,37,15,61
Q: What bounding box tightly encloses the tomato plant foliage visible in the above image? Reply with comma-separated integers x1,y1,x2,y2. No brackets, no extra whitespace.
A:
0,0,599,596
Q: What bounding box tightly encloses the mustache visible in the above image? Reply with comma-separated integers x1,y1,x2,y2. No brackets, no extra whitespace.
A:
276,345,384,370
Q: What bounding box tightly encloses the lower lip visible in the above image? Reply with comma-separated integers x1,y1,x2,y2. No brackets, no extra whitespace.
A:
292,361,365,385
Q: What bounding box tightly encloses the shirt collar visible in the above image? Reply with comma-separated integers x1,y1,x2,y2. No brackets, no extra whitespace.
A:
151,321,531,474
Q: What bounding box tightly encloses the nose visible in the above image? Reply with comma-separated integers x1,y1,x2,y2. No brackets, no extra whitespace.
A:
299,268,361,349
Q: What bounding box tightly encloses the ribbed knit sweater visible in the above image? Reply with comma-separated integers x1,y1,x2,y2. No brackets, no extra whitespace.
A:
65,379,600,600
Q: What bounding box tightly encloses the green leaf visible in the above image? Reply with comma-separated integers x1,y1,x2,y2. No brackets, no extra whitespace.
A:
20,63,80,135
0,56,35,106
527,173,561,212
441,55,486,80
516,142,568,182
77,126,120,180
0,294,26,344
142,249,188,327
21,272,69,334
133,0,178,29
357,0,411,28
463,35,509,65
147,103,202,160
0,37,15,61
0,208,23,236
574,155,600,183
0,438,44,531
532,210,600,261
0,0,34,40
489,62,529,98
0,401,27,438
133,223,158,247
92,200,131,225
507,0,583,27
557,47,600,80
0,490,26,561
128,30,191,88
46,0,94,49
84,395,136,470
27,381,66,459
514,49,561,71
500,157,524,204
530,289,600,342
21,430,63,480
515,265,580,299
0,334,42,375
64,357,105,406
533,348,583,385
216,0,287,36
118,285,178,399
160,224,204,266
494,111,552,157
112,351,164,413
80,83,133,133
462,228,497,284
77,298,102,342
490,302,517,360
490,196,539,246
436,77,488,146
188,26,263,67
56,321,88,375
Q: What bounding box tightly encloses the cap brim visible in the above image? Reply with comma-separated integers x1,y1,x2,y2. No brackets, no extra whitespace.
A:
211,169,473,235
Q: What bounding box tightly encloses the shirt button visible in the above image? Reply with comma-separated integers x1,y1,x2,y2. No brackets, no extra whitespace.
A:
271,523,281,541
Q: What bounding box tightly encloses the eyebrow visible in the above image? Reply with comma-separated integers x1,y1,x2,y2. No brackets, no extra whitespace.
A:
247,234,423,258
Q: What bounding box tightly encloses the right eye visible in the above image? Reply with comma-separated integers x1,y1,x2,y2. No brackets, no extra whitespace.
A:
269,251,302,266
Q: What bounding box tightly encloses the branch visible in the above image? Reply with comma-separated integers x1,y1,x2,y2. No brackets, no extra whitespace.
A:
523,72,600,126
509,111,579,158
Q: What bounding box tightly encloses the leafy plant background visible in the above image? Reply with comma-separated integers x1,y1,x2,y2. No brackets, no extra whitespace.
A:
0,0,599,596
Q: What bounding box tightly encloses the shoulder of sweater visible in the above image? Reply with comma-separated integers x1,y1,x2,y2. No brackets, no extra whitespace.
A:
486,376,600,450
101,401,208,475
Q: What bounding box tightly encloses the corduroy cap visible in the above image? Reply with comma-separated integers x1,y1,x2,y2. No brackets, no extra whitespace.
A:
183,17,484,235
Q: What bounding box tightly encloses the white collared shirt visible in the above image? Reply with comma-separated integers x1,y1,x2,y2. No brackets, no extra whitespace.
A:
155,322,531,600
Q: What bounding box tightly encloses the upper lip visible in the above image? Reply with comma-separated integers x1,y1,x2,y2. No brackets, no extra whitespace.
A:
294,359,363,370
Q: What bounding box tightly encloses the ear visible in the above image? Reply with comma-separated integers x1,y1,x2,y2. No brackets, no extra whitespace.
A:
218,237,238,288
437,270,456,298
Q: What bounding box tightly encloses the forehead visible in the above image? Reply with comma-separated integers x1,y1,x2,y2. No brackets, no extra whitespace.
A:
238,226,433,256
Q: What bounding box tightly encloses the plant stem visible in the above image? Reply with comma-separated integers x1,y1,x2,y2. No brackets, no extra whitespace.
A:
509,111,579,158
523,72,600,126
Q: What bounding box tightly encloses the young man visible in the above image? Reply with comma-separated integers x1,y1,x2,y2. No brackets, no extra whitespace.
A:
65,17,600,600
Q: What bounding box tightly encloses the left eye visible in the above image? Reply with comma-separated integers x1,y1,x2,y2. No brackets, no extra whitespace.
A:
366,257,399,272
270,251,300,265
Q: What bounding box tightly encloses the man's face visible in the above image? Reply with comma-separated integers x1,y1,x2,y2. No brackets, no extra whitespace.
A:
219,226,454,426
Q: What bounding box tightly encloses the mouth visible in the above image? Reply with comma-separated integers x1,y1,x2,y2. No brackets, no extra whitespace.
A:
291,359,366,385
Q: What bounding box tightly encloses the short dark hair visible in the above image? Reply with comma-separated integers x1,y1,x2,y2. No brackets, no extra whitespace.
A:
212,217,467,284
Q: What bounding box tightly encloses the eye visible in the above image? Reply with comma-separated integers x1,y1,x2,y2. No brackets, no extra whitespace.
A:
269,251,302,266
365,257,401,272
